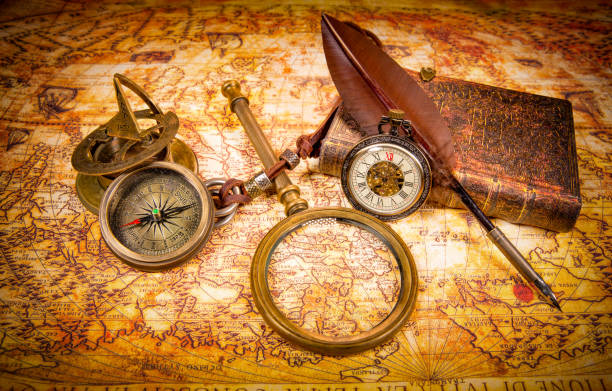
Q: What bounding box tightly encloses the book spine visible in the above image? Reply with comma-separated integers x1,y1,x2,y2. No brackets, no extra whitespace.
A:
429,170,581,232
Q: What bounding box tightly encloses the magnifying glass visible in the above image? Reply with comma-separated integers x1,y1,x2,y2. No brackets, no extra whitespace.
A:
222,81,418,355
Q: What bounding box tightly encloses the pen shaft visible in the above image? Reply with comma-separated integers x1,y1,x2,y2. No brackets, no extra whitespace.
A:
486,227,542,284
449,177,561,310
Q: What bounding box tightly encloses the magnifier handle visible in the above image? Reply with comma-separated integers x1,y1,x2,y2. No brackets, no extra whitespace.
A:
222,80,308,216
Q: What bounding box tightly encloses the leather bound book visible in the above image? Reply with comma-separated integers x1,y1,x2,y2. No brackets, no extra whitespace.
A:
318,70,581,232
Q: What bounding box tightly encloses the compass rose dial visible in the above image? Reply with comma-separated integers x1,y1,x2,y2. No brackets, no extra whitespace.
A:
99,162,215,270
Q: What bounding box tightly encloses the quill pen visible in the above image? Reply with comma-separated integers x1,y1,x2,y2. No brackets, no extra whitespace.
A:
321,14,561,310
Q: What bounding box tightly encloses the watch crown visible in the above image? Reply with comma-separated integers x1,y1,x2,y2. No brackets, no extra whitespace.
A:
387,109,405,120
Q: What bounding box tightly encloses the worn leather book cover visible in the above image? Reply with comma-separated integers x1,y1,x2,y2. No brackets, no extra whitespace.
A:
318,70,581,232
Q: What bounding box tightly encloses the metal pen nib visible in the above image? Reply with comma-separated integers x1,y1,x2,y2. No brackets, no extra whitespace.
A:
533,279,562,311
487,227,562,311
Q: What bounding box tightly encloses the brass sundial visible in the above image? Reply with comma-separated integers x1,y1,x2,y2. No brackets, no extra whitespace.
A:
71,74,198,213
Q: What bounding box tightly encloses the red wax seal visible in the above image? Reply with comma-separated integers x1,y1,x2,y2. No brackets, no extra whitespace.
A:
513,283,534,303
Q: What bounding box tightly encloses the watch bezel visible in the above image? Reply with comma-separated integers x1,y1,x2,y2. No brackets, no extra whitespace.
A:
341,134,432,221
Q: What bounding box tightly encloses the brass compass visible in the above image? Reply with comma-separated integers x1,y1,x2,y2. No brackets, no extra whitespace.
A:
98,161,240,270
342,110,432,220
99,162,215,270
71,74,197,213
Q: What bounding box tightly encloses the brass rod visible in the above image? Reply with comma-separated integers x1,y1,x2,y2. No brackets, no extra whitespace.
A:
222,80,308,216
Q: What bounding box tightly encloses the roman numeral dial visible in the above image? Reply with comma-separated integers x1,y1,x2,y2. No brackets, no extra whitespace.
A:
342,136,432,221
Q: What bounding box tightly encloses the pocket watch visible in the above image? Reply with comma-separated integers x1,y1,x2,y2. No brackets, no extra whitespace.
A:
341,110,432,221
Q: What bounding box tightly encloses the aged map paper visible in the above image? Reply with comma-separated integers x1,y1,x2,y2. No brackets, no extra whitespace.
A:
0,1,610,389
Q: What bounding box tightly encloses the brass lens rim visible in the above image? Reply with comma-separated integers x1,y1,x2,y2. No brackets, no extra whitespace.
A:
250,207,418,355
99,161,215,271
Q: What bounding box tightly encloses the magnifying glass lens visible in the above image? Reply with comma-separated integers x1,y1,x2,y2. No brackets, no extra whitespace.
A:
267,217,402,339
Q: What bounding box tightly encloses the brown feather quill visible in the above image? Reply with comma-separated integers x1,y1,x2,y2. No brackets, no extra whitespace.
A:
320,14,562,311
321,13,456,169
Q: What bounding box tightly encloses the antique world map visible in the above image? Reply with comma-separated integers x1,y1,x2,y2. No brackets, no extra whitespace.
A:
0,1,610,389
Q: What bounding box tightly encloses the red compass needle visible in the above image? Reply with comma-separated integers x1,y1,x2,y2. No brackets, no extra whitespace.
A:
120,218,142,227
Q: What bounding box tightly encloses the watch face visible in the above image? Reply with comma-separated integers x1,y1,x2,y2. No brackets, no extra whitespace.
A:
342,135,431,221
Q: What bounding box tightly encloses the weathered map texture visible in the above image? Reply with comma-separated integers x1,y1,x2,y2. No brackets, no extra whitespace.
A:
0,1,610,389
